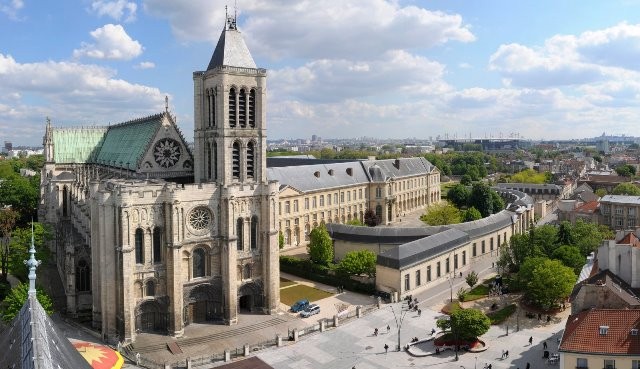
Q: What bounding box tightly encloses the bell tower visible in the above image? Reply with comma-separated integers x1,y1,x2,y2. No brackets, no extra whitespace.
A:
192,10,279,324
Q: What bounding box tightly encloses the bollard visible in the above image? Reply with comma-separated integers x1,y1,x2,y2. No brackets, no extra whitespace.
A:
224,349,231,362
244,344,250,356
186,358,192,369
377,296,382,309
276,334,283,347
356,305,362,318
320,319,326,332
293,328,300,342
333,314,339,328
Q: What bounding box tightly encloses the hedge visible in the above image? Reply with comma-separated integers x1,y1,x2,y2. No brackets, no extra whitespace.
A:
280,256,376,295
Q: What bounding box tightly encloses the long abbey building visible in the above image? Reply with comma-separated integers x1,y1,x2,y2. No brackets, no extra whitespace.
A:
39,16,280,342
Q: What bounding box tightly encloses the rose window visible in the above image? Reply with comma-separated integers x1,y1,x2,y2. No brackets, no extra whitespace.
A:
189,207,211,230
153,138,181,168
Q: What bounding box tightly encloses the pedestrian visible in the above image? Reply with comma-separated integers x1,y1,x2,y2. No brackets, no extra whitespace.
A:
483,363,488,369
431,327,436,335
384,343,389,353
374,328,378,336
547,315,551,323
387,325,391,333
505,350,509,358
460,271,462,278
418,309,422,316
501,349,505,359
529,336,533,345
543,340,547,349
526,363,530,369
488,364,492,369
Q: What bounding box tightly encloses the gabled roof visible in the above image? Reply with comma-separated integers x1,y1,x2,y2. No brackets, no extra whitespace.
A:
361,157,435,181
570,269,640,308
560,309,640,355
0,295,92,369
618,232,640,248
574,201,599,214
267,162,370,192
207,20,256,70
52,127,107,163
94,113,163,170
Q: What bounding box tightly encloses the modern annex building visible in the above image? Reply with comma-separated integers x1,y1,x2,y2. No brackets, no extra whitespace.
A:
39,16,280,343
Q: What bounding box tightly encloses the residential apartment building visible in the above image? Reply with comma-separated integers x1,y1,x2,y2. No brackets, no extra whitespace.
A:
599,195,640,230
559,309,640,369
267,157,441,248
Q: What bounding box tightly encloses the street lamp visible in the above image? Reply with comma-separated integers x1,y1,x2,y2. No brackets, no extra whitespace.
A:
389,302,410,352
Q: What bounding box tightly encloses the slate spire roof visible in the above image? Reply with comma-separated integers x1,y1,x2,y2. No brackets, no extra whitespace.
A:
207,11,257,70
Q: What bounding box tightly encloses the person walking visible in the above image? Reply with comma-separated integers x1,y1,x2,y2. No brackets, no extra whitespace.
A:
374,328,379,336
501,349,505,359
505,350,509,358
387,325,391,333
543,340,548,349
526,362,530,369
529,336,533,345
384,343,389,353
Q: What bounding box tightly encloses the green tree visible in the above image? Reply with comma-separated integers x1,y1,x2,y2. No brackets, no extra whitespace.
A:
595,188,607,197
552,245,586,275
530,224,560,257
498,233,540,273
364,209,379,227
278,231,285,249
420,202,461,225
490,190,505,214
449,308,491,341
468,182,502,217
447,184,470,208
307,225,333,265
572,219,611,255
557,221,574,246
615,164,636,177
8,223,52,280
2,283,54,322
611,182,640,196
338,250,377,277
460,175,472,186
518,257,576,310
346,218,364,226
465,270,479,289
0,208,19,283
509,169,548,184
462,207,482,222
0,174,39,225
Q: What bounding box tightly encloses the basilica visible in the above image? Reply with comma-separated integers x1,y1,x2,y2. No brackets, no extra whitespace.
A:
39,15,280,343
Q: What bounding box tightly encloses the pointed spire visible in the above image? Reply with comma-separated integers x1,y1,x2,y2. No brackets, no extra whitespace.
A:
24,220,41,297
165,95,169,113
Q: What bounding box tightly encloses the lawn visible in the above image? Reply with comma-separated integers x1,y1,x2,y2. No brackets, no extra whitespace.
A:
280,284,334,306
464,284,490,301
441,301,463,315
487,303,517,324
280,277,297,288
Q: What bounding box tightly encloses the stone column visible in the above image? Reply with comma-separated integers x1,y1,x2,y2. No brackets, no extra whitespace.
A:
166,202,184,337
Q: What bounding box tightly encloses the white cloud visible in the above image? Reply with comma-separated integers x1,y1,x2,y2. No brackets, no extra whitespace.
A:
135,61,155,69
73,24,143,60
270,50,450,103
90,0,137,22
1,0,24,20
143,0,474,60
0,53,167,143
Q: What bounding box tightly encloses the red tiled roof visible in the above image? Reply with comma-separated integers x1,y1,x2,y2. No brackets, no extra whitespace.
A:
617,233,640,248
560,309,640,355
575,201,599,214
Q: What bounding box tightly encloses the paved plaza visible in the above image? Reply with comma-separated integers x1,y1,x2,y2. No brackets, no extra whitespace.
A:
257,301,565,369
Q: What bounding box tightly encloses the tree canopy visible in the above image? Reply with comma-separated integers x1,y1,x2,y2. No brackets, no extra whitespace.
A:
508,169,550,184
437,308,491,341
615,164,637,177
338,250,377,277
2,283,54,322
0,208,19,283
307,225,333,265
7,223,52,280
447,184,470,208
611,182,640,196
468,182,504,217
518,257,576,310
420,202,461,226
364,209,379,227
462,207,482,222
552,245,585,275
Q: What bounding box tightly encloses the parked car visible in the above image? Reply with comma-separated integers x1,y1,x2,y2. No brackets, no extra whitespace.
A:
300,304,320,318
290,299,310,313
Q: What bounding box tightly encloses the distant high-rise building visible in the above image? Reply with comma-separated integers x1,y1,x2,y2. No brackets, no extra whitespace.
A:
311,134,318,142
4,141,12,153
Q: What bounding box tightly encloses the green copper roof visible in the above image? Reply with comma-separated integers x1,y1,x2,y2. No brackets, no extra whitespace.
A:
95,114,162,170
52,127,107,163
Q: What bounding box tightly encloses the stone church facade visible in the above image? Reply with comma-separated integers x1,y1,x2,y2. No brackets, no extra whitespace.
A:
39,16,280,343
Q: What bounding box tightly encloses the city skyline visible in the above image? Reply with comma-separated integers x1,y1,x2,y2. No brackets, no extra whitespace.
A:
3,1,640,145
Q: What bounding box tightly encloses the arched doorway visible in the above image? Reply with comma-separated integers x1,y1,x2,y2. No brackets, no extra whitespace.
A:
184,282,223,325
238,282,263,313
135,300,168,333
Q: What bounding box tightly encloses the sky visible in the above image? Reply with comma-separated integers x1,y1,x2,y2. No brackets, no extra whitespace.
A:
3,1,640,146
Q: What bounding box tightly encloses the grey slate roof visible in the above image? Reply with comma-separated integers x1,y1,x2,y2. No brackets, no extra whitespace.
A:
377,228,470,269
267,157,355,168
600,194,640,205
266,157,437,193
0,295,92,369
326,223,446,244
267,162,370,192
207,26,256,70
448,210,515,238
495,182,562,191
